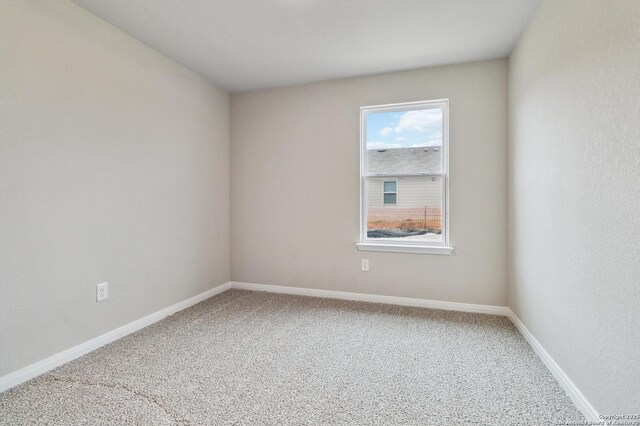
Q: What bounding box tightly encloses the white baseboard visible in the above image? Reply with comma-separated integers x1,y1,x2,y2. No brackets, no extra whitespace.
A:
0,281,231,393
1,279,599,422
230,281,509,315
506,309,599,421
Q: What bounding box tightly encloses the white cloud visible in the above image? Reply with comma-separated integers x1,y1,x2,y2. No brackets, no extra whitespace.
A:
367,141,402,150
409,130,443,147
380,127,393,136
395,109,442,133
395,137,407,141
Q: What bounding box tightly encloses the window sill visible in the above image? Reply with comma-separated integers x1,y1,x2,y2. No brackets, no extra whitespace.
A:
356,242,453,255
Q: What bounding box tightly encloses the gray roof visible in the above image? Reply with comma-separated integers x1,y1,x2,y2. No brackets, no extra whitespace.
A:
367,147,442,174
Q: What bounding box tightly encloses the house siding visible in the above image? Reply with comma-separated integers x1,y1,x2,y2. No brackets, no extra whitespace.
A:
367,176,442,208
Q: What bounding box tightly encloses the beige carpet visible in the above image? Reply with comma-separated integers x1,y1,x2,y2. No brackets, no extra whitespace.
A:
0,289,584,425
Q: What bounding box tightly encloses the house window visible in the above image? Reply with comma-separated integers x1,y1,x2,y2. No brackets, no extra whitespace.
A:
383,180,397,204
357,99,451,255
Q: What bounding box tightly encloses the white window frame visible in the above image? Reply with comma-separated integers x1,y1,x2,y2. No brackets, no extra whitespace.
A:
356,99,453,255
382,180,398,205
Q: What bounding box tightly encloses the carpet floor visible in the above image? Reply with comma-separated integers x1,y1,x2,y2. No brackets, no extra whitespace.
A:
0,289,584,425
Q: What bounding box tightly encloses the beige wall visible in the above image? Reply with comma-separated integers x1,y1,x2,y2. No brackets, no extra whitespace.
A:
0,0,230,375
508,0,640,413
231,59,508,305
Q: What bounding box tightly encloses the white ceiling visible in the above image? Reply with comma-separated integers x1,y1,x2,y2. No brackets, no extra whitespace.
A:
71,0,539,93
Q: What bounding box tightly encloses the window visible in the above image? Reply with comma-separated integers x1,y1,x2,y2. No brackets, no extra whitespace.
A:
357,99,452,255
383,180,397,204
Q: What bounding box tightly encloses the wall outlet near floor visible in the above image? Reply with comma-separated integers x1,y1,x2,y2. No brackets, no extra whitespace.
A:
361,259,369,271
96,282,108,302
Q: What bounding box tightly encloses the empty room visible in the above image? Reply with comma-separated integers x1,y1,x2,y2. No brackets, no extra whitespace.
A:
1,0,638,424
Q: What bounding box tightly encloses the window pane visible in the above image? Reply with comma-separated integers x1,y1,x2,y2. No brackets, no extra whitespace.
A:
383,181,396,193
383,193,397,204
366,107,443,175
367,176,443,243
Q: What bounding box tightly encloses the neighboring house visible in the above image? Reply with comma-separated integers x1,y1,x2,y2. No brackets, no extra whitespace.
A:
366,147,442,209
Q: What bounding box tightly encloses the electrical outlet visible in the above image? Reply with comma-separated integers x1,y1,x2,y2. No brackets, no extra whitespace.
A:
361,259,369,271
96,282,108,302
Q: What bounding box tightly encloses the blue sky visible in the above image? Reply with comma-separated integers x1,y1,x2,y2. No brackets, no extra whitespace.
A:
366,108,443,150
